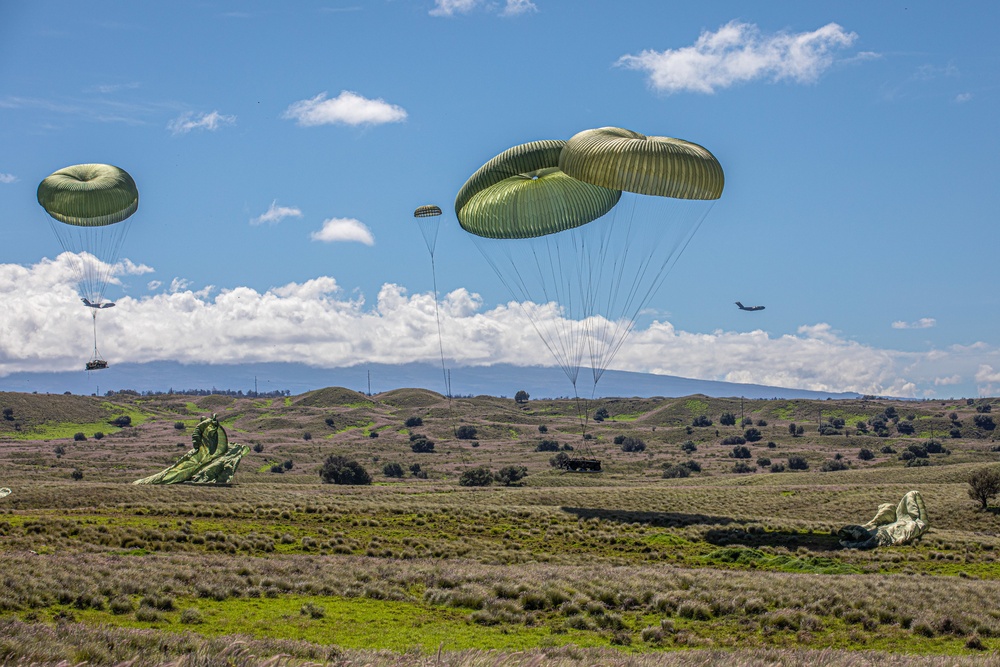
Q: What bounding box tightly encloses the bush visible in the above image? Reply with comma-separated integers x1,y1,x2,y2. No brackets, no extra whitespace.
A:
924,440,946,454
302,432,312,441
593,407,609,422
2,407,12,420
729,445,751,459
722,435,746,446
282,459,293,470
93,432,104,440
967,467,1000,509
549,451,570,468
535,439,561,452
252,443,264,453
681,460,702,473
974,414,996,431
719,412,736,426
270,465,284,474
787,456,809,470
896,421,914,435
325,417,335,427
756,457,771,468
495,465,527,486
173,421,185,430
319,455,371,485
619,436,646,453
455,425,478,440
71,468,84,480
459,466,493,487
681,440,697,453
410,434,435,453
756,419,768,427
405,416,423,428
858,448,875,461
369,431,379,439
732,462,755,474
538,424,547,433
514,390,530,404
770,462,786,473
54,445,66,457
662,464,691,479
382,462,404,478
820,459,849,472
880,445,896,454
692,415,712,427
767,441,777,448
73,432,86,441
744,427,763,442
110,415,131,427
950,428,962,438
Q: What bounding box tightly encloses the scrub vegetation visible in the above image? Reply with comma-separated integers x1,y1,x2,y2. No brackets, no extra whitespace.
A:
1,389,1000,665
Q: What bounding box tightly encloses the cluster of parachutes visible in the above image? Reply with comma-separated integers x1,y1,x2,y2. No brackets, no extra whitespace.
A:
37,163,140,369
449,126,724,401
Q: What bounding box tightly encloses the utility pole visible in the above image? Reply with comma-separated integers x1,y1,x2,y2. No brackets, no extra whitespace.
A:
367,370,372,396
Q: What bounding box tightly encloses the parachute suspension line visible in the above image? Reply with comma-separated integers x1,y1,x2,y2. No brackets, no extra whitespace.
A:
428,253,452,401
91,309,102,362
45,217,134,305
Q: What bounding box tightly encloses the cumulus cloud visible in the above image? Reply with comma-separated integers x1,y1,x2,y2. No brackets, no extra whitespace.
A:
251,200,303,226
3,255,998,398
310,218,375,245
282,91,407,127
892,317,936,330
0,173,17,184
955,92,973,103
167,110,237,135
501,0,537,16
617,21,858,94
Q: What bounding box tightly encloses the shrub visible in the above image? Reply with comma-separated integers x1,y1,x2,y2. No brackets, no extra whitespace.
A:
820,459,849,472
71,468,83,480
729,445,751,459
110,415,131,427
405,416,423,428
619,436,646,453
924,440,946,454
896,421,915,435
382,462,405,478
2,407,12,420
756,419,768,427
767,441,777,449
744,427,763,442
252,443,264,453
880,445,896,454
320,455,372,485
180,608,204,624
514,390,530,404
173,421,186,430
368,430,379,438
593,407,609,422
455,425,478,440
681,460,702,473
325,417,335,427
73,432,86,441
974,414,996,431
302,432,312,441
495,465,527,486
269,465,284,474
538,424,548,433
692,415,712,427
719,412,736,426
967,467,1000,509
410,434,435,453
93,432,104,440
535,439,561,452
459,466,493,487
681,440,697,453
732,462,755,474
756,457,771,468
54,445,66,457
770,462,786,473
950,428,962,438
787,456,809,470
549,452,570,468
662,464,691,479
858,448,875,461
282,459,293,470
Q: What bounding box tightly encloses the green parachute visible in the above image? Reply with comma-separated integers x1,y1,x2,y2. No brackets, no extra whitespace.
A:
455,127,723,408
37,164,140,370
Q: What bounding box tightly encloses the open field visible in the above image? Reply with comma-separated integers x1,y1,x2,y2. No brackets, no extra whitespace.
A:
1,388,1000,665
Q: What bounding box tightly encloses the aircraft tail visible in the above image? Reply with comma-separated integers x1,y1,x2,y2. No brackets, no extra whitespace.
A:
735,301,744,309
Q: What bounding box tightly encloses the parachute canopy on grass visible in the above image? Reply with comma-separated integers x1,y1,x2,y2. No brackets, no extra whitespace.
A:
37,164,139,227
559,127,724,200
455,140,621,240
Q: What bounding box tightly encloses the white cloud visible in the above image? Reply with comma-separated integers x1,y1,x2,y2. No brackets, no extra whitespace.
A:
891,317,936,330
3,255,999,398
430,0,534,17
147,280,162,291
310,217,375,245
251,200,303,226
282,91,407,127
167,110,237,135
0,173,17,184
617,21,858,94
955,92,973,103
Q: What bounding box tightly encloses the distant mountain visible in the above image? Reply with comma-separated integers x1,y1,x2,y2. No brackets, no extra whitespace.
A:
0,361,860,400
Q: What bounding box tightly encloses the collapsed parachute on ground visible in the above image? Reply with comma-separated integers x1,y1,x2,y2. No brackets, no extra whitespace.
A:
838,490,929,549
37,163,140,369
133,414,249,485
455,128,723,406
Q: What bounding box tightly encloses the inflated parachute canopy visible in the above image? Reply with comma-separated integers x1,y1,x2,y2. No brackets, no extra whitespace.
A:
558,127,724,200
455,140,621,240
37,164,139,227
414,205,442,218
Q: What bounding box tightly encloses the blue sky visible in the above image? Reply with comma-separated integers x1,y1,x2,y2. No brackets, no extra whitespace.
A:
2,0,999,398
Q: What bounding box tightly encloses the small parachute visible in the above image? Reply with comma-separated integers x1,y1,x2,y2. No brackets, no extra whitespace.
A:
413,204,451,398
37,163,140,369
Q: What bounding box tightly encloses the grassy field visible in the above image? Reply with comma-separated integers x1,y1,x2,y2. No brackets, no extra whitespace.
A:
1,388,1000,665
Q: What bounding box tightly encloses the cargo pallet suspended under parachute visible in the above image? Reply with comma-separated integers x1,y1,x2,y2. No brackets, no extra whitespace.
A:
456,127,724,438
37,164,140,371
